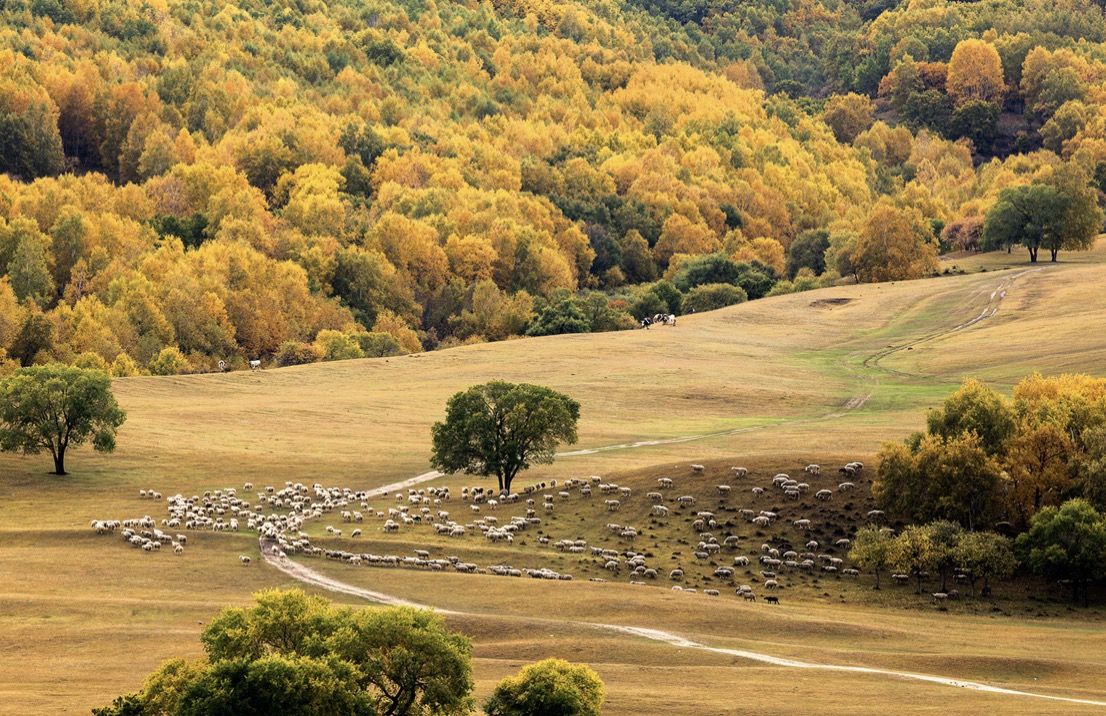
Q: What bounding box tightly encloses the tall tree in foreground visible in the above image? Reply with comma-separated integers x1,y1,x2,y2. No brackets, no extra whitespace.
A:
430,381,580,493
0,364,126,474
94,589,475,716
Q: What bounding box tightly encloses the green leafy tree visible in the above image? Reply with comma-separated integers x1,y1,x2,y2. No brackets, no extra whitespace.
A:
1016,499,1106,607
890,524,939,594
849,525,893,589
925,378,1016,456
175,656,374,716
873,432,1003,530
430,381,580,493
983,169,1103,263
484,658,604,716
148,346,191,376
786,229,830,278
8,309,54,366
929,520,964,593
0,364,126,474
949,101,1000,155
575,293,634,333
526,297,592,336
670,253,742,292
1079,425,1106,512
96,589,474,716
953,531,1017,597
681,283,748,313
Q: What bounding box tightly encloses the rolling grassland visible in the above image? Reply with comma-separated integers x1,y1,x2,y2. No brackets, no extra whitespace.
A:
3,244,1106,714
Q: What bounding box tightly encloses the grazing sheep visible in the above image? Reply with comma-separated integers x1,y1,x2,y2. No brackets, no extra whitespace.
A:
704,589,720,596
838,481,855,491
716,485,731,496
751,487,764,497
174,543,184,556
742,592,756,602
350,529,362,538
733,555,750,566
804,464,820,476
658,478,673,488
764,596,780,605
932,592,948,604
652,505,669,516
239,555,252,565
690,464,705,474
764,579,778,589
731,467,748,477
815,489,833,501
669,568,684,581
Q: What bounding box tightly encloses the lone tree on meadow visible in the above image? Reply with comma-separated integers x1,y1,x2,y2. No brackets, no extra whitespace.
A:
0,364,126,475
430,381,580,494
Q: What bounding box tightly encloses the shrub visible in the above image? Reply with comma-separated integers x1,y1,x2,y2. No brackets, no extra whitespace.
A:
681,283,748,313
275,341,324,367
484,658,604,716
148,347,190,375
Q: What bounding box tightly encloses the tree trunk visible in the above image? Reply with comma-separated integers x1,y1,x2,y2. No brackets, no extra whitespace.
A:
873,569,881,590
52,448,66,475
1051,247,1058,262
1028,246,1038,262
915,572,923,595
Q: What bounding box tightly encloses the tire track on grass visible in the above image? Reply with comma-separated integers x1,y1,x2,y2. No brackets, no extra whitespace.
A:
258,538,1106,709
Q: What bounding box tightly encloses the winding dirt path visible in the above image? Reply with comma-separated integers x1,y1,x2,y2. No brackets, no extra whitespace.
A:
259,538,1106,708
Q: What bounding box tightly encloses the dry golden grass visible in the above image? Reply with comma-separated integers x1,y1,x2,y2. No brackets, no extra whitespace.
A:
3,242,1106,714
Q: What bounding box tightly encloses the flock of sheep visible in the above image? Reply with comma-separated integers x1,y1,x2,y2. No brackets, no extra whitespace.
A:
91,460,880,605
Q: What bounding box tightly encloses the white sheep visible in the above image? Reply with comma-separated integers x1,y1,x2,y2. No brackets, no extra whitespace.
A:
239,555,251,565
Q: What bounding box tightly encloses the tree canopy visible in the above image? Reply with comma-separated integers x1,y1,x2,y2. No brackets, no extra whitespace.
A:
983,167,1103,262
94,589,475,716
484,659,604,716
0,363,125,474
430,381,580,493
1016,499,1106,606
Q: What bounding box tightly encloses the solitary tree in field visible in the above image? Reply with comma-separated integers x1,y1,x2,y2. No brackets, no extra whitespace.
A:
430,381,580,494
0,364,126,474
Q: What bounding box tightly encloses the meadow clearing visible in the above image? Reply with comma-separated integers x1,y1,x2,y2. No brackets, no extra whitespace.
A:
3,243,1106,715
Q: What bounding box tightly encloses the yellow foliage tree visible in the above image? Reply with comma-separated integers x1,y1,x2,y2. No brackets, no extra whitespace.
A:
947,40,1005,107
850,203,938,283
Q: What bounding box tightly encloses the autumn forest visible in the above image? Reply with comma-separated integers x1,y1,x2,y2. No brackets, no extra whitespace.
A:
1,0,1105,373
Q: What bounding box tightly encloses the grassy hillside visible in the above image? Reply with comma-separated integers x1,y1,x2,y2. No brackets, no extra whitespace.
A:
3,246,1106,714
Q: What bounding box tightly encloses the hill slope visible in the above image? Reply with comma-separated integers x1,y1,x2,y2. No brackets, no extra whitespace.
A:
3,249,1106,714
